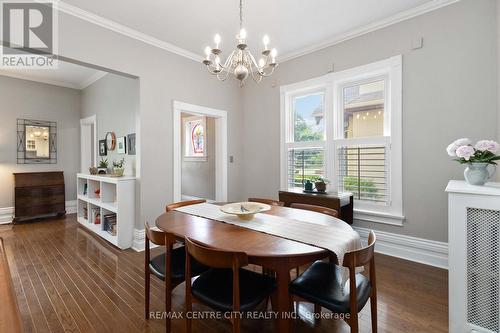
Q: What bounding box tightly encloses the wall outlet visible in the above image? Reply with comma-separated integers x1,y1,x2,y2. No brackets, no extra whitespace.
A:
229,156,234,163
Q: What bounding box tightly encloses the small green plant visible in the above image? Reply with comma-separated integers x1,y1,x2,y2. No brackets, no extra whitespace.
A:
314,177,330,184
113,158,125,169
98,158,108,168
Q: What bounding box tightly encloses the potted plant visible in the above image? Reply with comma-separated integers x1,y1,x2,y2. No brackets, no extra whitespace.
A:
97,158,108,174
113,158,125,177
314,177,330,193
447,138,500,185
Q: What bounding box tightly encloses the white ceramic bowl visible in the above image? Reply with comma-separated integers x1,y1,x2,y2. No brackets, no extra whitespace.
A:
220,202,271,220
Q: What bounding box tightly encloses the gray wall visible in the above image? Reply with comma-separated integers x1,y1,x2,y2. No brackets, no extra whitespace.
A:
81,73,139,176
56,9,244,229
0,76,81,207
181,116,216,200
241,0,498,242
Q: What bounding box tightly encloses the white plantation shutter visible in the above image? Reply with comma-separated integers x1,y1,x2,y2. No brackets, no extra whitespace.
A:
336,144,389,205
287,147,325,189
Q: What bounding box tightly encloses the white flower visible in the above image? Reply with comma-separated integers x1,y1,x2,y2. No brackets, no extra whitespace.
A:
456,145,475,161
447,138,471,157
475,140,499,153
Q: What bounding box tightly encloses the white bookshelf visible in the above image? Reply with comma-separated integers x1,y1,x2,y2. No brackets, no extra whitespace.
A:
76,173,135,249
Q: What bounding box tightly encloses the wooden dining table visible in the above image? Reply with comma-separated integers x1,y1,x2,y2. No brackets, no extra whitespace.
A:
155,204,353,333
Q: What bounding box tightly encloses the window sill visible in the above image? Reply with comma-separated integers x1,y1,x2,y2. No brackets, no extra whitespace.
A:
353,209,405,226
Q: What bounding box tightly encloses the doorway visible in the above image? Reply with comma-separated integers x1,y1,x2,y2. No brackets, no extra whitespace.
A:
173,101,227,202
80,115,97,173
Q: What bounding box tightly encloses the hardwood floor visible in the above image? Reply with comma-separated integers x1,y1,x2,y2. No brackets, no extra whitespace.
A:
0,215,448,333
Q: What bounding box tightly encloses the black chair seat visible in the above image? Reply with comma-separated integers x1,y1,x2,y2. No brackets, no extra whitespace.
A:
192,268,276,312
290,261,371,313
149,246,207,281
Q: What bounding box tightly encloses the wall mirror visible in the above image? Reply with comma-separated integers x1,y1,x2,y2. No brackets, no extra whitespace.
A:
17,119,57,164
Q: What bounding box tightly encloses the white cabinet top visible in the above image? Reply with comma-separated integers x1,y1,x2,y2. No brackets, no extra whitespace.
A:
77,173,136,183
446,180,500,196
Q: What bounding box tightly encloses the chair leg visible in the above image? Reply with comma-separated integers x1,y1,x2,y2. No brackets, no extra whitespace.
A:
165,279,172,333
349,310,359,333
145,271,150,319
232,315,241,333
370,296,378,333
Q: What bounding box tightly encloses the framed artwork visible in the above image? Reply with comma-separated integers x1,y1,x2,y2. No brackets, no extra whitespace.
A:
127,133,136,155
99,140,107,156
117,136,127,154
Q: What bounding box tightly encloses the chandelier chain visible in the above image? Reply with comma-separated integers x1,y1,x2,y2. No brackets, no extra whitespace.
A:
239,0,243,29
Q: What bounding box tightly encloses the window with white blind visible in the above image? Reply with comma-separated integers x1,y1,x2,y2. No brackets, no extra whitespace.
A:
280,56,403,225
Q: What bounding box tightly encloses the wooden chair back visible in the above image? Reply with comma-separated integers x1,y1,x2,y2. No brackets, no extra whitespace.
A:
184,236,248,325
342,231,376,269
185,237,248,269
248,198,284,206
290,203,339,218
144,221,167,246
166,199,206,212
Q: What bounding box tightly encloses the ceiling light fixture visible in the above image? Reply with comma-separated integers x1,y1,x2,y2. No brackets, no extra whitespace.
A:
202,0,277,86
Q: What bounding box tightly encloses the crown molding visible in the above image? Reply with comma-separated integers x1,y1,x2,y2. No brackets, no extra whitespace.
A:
0,70,81,89
279,0,461,62
52,0,459,65
56,1,202,62
79,71,107,89
0,69,107,90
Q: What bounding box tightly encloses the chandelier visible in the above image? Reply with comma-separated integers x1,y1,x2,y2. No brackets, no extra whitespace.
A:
202,0,277,86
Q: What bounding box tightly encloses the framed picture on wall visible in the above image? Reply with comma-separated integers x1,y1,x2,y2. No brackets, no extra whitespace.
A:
117,136,127,154
127,133,136,155
99,140,107,156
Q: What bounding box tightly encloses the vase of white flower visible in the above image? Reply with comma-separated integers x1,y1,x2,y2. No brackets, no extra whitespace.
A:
447,138,500,185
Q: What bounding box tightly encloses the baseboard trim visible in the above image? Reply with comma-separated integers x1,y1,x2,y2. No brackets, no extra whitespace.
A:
132,227,159,252
354,227,448,269
0,200,78,224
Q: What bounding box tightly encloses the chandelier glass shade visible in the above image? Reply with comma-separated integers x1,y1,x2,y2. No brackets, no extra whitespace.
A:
202,0,277,86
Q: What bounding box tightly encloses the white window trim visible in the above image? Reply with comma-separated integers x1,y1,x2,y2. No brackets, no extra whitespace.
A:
280,55,404,226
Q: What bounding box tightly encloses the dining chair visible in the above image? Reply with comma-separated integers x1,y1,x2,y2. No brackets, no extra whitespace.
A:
144,222,208,333
290,203,339,218
289,203,340,278
290,231,377,333
248,198,285,206
184,237,277,333
166,199,206,212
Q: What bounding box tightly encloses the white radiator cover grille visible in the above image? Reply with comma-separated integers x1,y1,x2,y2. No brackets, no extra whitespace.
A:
466,208,500,332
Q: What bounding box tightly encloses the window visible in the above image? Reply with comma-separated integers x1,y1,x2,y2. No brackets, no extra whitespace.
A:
183,116,207,160
280,56,403,225
284,90,326,189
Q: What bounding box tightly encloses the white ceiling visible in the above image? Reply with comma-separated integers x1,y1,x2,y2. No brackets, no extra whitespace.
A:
61,0,445,60
0,60,106,89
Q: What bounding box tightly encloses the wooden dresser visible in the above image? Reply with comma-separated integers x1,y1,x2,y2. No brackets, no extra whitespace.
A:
279,189,354,224
13,172,66,222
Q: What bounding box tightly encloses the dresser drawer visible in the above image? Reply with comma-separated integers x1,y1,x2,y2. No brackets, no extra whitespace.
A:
15,203,65,218
15,185,64,201
13,172,66,222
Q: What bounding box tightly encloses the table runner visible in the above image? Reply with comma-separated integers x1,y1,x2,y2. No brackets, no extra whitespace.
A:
174,203,361,266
